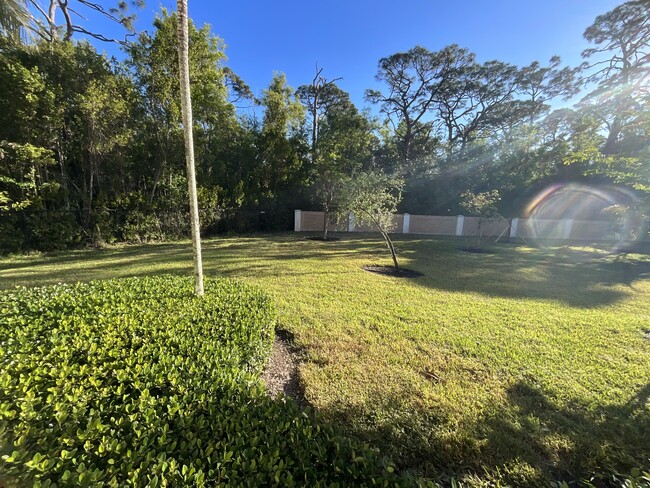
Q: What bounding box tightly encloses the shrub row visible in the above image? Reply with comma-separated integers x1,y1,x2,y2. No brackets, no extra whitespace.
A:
0,276,402,487
0,206,294,253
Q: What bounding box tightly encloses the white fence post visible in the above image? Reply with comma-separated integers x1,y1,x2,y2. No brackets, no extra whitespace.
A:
294,210,301,232
563,218,574,239
455,215,465,236
348,212,356,232
511,218,519,238
402,213,410,234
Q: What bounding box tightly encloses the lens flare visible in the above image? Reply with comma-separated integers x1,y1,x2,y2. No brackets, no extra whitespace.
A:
523,183,640,247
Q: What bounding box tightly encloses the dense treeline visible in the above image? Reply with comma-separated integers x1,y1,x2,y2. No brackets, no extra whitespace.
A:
0,0,648,251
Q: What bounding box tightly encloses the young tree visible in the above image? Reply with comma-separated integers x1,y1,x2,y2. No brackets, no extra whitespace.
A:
459,189,501,250
341,172,404,270
176,0,203,296
316,96,376,239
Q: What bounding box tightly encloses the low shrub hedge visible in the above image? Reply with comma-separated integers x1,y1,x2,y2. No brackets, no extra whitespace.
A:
0,276,402,487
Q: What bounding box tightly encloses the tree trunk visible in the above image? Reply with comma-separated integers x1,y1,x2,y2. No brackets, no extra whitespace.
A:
311,93,318,159
56,141,70,209
176,0,204,296
47,0,58,40
380,227,399,271
149,159,164,204
602,116,622,155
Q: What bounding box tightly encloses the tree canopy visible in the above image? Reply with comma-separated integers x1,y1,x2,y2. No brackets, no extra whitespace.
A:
0,0,648,253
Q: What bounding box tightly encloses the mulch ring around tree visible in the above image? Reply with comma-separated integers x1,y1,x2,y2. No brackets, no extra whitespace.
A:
362,265,423,278
458,247,496,254
305,236,341,242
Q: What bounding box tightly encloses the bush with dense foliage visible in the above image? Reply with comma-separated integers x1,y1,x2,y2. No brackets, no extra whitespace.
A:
0,276,402,487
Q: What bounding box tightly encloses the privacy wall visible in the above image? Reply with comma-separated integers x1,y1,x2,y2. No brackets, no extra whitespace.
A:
294,211,614,241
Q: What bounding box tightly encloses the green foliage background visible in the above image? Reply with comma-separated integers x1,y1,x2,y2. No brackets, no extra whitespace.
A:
0,1,648,253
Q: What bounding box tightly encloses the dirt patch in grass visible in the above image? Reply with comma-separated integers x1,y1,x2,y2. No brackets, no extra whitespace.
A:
362,265,423,278
262,330,306,405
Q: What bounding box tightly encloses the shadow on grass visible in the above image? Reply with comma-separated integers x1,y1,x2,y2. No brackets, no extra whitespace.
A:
0,235,371,287
479,381,650,485
395,238,650,308
1,234,649,309
320,380,650,486
597,259,650,288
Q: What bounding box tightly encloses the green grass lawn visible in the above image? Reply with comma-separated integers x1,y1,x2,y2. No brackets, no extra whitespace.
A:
1,233,649,486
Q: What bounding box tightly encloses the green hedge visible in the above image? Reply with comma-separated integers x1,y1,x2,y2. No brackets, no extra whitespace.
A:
0,276,402,487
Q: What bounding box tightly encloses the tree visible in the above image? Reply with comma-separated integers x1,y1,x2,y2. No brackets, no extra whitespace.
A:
76,75,135,228
437,59,522,160
581,0,650,155
567,0,650,217
0,39,137,246
459,189,501,250
341,172,403,271
582,0,649,93
517,56,578,123
314,92,376,239
366,45,467,172
0,141,56,211
257,73,306,199
366,44,578,198
22,0,142,44
176,0,203,296
296,65,343,161
369,46,479,171
297,79,374,239
128,10,235,203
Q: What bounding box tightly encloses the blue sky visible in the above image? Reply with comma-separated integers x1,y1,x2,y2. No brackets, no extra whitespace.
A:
85,0,621,109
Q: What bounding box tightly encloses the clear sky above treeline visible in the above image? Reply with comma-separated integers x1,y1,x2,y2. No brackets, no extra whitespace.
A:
89,0,623,109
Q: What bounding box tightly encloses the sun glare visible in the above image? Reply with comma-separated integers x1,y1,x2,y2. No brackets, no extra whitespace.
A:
525,183,642,245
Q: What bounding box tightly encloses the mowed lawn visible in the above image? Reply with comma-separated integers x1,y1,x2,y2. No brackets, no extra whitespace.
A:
1,233,649,486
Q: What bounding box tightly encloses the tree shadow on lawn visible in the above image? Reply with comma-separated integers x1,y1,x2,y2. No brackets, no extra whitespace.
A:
0,242,187,269
397,238,650,308
478,381,650,485
321,380,650,486
2,235,649,309
597,259,650,288
0,235,368,288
